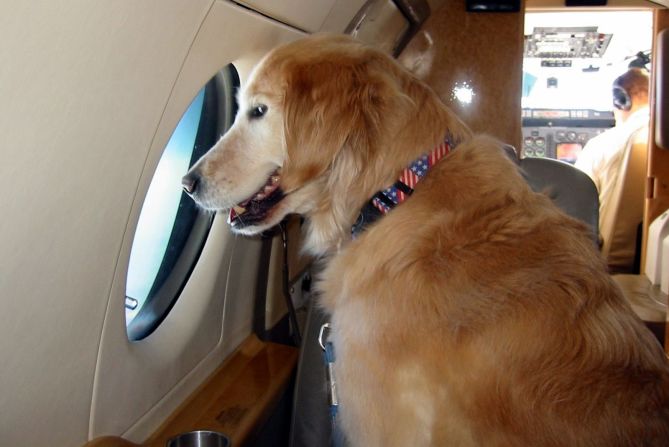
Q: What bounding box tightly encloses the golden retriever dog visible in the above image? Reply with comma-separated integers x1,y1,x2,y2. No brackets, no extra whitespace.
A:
183,35,669,446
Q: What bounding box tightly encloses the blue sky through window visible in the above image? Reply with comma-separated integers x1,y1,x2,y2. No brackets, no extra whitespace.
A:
126,89,205,325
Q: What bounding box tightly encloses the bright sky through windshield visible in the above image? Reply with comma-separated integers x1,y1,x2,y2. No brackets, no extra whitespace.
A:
522,10,652,111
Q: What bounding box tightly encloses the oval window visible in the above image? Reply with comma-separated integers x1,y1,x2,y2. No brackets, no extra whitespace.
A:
125,65,240,341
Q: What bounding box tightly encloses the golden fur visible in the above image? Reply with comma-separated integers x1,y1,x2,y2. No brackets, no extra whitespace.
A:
185,35,669,446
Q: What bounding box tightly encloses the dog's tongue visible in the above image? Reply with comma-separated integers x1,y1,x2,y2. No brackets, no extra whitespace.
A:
228,205,247,225
227,170,282,227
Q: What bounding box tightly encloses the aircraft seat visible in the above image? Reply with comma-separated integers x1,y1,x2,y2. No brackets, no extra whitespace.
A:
599,126,649,273
519,156,600,245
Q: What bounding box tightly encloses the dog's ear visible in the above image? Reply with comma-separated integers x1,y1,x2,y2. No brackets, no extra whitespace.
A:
281,55,404,193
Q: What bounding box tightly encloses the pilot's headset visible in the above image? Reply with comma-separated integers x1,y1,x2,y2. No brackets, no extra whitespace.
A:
612,78,632,112
613,55,650,112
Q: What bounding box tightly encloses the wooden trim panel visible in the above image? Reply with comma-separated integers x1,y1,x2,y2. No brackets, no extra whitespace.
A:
84,336,298,447
399,0,525,149
83,437,139,447
654,10,669,355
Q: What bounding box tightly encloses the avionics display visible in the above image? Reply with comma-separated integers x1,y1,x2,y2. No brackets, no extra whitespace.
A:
556,142,583,164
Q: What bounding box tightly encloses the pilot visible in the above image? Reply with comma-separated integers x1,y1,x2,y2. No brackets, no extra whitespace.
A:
575,67,650,272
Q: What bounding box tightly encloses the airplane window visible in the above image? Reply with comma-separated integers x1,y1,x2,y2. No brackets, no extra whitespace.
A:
125,65,240,341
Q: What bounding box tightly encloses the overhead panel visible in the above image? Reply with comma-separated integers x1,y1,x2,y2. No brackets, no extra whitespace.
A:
524,27,612,59
346,0,430,56
235,0,337,31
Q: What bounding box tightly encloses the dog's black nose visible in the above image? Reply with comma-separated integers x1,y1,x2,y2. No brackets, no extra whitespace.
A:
182,171,200,195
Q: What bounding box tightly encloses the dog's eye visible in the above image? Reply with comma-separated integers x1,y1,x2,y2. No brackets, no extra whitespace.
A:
248,104,268,119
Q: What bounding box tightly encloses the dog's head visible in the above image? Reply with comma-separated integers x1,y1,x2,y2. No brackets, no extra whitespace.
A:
182,34,462,254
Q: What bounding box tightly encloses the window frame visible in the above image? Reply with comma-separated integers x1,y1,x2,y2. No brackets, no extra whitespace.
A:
126,65,240,341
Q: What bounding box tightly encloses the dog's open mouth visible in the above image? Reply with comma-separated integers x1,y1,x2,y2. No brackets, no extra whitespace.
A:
228,169,284,228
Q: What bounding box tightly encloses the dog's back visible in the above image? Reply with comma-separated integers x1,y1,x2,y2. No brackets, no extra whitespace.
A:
320,135,669,446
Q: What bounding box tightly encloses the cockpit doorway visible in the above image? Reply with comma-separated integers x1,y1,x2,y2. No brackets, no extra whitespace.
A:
522,10,652,162
522,9,653,274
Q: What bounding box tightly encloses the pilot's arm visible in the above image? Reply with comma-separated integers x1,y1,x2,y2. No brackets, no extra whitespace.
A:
574,137,603,193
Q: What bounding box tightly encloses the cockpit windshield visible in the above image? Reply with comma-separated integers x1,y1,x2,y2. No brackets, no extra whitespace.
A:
522,11,653,112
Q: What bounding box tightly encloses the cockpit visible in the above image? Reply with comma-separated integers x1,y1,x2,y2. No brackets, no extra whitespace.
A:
521,10,652,164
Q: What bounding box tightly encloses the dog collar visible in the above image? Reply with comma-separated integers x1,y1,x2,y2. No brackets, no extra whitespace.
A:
351,135,457,237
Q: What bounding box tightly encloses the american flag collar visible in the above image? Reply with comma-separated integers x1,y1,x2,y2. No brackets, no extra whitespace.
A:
352,134,458,237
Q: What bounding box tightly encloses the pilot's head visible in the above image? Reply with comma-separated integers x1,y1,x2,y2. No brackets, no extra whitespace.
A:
612,68,649,123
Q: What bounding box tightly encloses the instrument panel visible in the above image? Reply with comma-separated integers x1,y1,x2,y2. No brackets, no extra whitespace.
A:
524,26,612,59
521,108,614,163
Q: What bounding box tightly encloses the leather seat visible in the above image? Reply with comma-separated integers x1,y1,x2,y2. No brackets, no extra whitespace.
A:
519,156,600,245
599,126,649,273
289,302,335,447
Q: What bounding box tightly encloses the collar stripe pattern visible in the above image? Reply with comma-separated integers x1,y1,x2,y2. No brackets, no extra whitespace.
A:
371,139,452,214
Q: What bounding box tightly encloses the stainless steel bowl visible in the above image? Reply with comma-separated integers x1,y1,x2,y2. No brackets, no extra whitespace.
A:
166,430,230,447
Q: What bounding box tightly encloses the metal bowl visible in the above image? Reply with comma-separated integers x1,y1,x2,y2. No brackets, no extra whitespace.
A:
166,430,231,447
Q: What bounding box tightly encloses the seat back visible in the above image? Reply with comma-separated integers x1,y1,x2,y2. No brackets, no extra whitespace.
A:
519,156,600,245
598,126,649,272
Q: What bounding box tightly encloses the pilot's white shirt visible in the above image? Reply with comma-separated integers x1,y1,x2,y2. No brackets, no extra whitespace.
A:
575,106,649,268
575,106,649,203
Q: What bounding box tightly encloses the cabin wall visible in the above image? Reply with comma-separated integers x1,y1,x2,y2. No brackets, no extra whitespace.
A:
0,2,215,446
647,9,669,235
646,9,669,354
89,4,305,442
400,0,525,149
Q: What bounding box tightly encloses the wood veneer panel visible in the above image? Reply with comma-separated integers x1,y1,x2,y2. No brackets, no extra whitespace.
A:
144,336,298,447
647,9,669,232
84,336,298,447
650,10,669,355
82,436,139,447
400,0,525,149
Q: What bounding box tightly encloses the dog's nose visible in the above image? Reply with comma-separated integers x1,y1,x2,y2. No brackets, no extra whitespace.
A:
182,171,200,195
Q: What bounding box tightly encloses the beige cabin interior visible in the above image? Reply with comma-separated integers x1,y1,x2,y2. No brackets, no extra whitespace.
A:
0,1,668,446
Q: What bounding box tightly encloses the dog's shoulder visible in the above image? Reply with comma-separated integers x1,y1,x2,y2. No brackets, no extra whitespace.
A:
319,135,600,320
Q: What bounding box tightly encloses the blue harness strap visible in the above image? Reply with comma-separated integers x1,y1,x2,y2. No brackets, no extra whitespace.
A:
319,323,345,447
324,341,338,418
